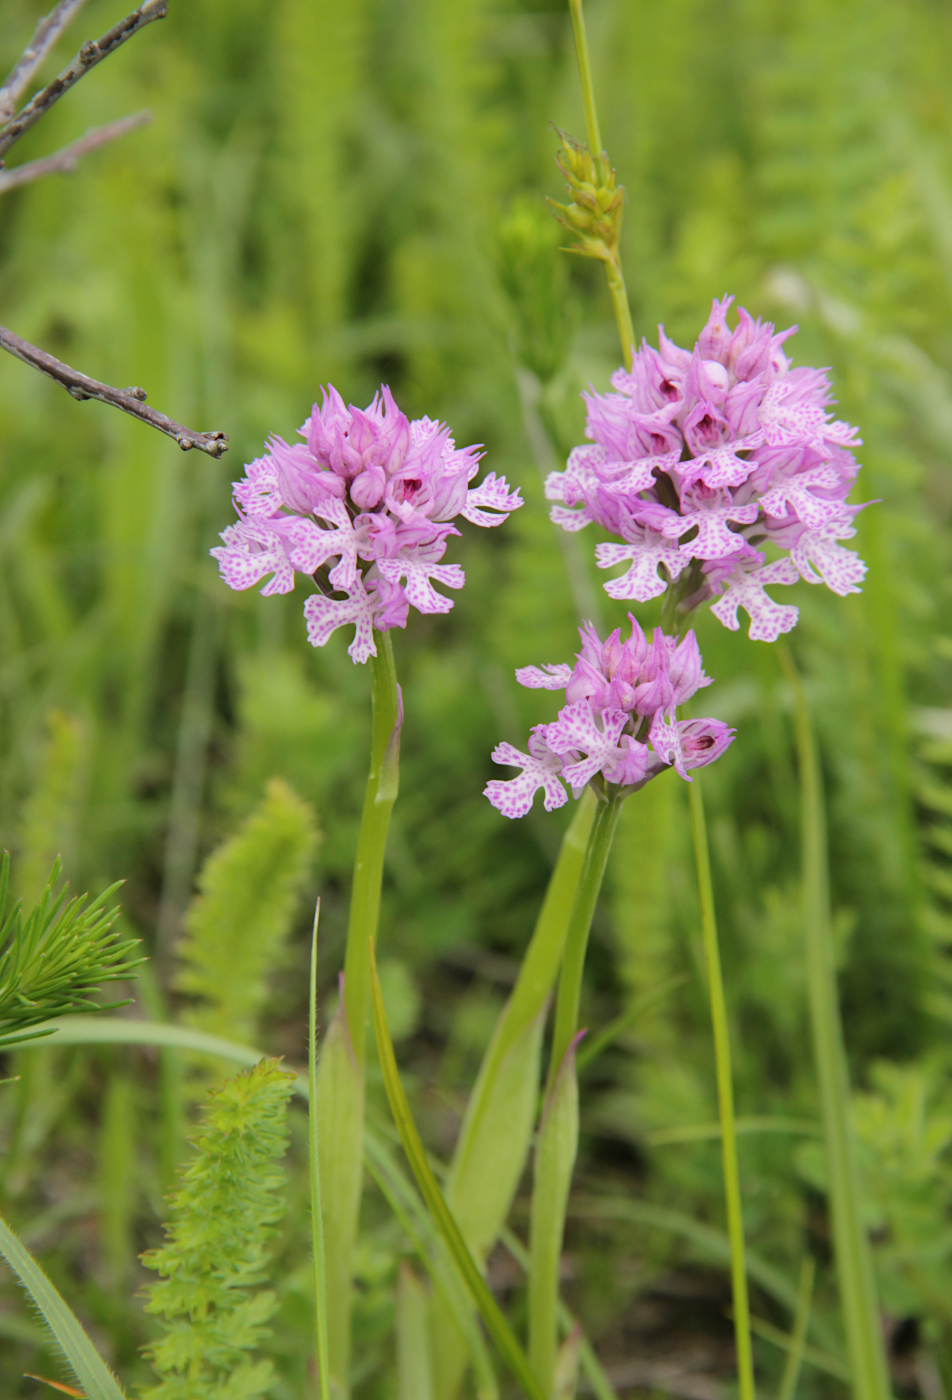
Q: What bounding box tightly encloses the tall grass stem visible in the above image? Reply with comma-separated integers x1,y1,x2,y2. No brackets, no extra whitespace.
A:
688,775,756,1400
781,648,892,1400
309,900,331,1400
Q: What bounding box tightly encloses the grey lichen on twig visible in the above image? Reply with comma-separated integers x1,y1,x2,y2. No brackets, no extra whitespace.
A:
0,111,151,194
0,0,168,162
0,0,89,125
0,325,229,457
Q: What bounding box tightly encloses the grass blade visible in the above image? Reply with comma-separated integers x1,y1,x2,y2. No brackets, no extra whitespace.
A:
0,1211,127,1400
369,939,545,1400
778,1257,818,1400
309,901,331,1400
689,774,756,1400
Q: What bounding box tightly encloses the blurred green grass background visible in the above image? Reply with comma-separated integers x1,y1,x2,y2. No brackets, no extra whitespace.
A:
2,0,952,1395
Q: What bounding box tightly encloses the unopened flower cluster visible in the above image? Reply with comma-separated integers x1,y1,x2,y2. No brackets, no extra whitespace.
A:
547,296,866,641
213,386,521,662
485,616,734,819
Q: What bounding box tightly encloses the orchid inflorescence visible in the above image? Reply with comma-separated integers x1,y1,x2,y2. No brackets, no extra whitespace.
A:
213,386,522,662
486,296,868,817
548,295,867,641
484,615,734,818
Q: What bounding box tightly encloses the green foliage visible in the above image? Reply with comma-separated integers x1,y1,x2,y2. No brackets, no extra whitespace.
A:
140,1059,295,1400
0,852,138,1048
175,780,318,1043
6,0,952,1393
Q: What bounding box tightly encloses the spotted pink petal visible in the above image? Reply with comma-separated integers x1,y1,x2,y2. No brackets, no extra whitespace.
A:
515,663,574,690
709,558,800,641
543,702,629,789
375,556,465,613
791,522,866,596
211,521,295,596
484,735,567,818
595,532,685,601
462,472,523,527
303,583,378,663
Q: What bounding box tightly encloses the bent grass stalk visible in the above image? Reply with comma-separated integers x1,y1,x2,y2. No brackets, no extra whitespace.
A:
369,940,547,1400
781,648,892,1400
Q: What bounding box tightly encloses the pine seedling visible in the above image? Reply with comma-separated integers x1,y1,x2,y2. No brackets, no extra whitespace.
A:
175,779,318,1044
0,852,139,1050
140,1059,295,1400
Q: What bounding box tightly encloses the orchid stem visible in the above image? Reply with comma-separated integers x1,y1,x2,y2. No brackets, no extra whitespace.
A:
320,628,401,1396
689,775,756,1400
342,630,401,1069
549,789,624,1081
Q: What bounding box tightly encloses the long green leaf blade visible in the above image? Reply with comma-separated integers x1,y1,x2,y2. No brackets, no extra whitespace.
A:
0,1211,127,1400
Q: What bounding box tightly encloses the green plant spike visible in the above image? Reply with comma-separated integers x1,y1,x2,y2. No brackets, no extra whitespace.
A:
781,648,893,1400
308,901,331,1400
0,1210,127,1400
175,778,318,1044
369,939,546,1400
140,1058,295,1400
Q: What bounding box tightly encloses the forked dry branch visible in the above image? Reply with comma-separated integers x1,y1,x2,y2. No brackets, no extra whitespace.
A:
0,0,228,455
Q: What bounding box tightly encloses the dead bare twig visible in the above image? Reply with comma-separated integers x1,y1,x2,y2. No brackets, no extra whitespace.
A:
0,0,167,163
0,111,151,194
0,325,229,457
0,0,89,124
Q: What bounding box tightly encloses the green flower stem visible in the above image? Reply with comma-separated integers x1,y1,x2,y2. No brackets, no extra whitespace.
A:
689,774,756,1400
566,0,636,371
342,629,401,1068
782,649,892,1400
318,629,400,1395
549,789,623,1081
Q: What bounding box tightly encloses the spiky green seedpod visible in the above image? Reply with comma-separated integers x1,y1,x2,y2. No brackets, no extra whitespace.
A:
140,1059,295,1400
549,130,624,264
